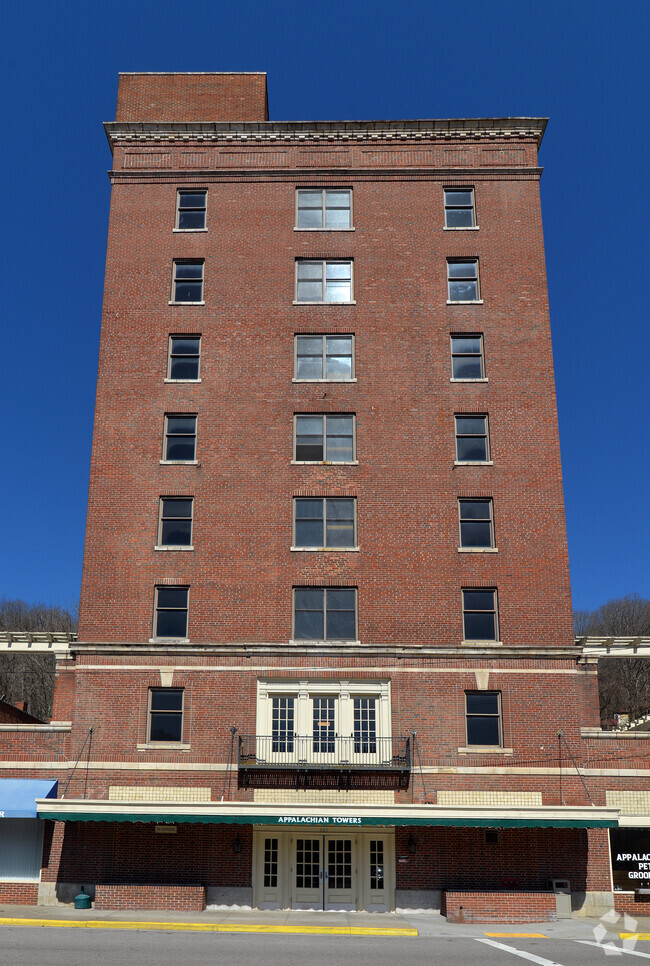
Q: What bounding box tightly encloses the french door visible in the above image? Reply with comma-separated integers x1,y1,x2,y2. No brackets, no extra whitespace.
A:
292,835,357,910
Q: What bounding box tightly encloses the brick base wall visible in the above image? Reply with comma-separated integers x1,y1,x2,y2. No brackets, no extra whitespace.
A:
614,893,650,918
441,890,556,923
94,884,206,911
0,883,39,905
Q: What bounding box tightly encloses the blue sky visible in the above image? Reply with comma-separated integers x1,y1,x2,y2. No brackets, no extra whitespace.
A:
1,0,648,615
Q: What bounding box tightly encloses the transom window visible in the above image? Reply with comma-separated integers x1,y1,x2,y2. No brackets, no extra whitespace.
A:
296,260,353,303
466,691,502,746
163,414,197,462
172,261,204,303
148,688,184,742
176,191,207,230
295,334,354,380
451,334,484,379
462,588,498,642
458,499,494,548
168,336,201,380
154,586,189,639
294,497,356,548
455,414,489,463
297,189,352,229
447,259,479,302
158,497,193,547
294,414,355,463
293,587,357,641
444,188,475,228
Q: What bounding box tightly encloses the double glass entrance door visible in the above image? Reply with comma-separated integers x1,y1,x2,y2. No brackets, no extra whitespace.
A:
293,835,356,910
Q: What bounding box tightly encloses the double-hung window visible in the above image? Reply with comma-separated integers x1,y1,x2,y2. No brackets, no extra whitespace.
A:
465,691,502,747
296,260,353,303
455,414,489,463
451,334,484,379
172,260,204,303
148,688,184,742
447,259,480,302
444,188,476,228
176,191,207,230
167,336,201,380
154,586,189,639
296,189,352,229
158,497,193,548
294,497,356,549
294,414,355,462
458,499,494,549
293,587,357,641
163,414,197,462
462,588,498,642
294,334,354,380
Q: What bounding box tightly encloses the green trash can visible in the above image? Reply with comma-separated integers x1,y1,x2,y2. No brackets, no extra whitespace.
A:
74,891,91,910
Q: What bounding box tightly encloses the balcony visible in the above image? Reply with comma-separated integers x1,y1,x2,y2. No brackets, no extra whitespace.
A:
237,734,411,790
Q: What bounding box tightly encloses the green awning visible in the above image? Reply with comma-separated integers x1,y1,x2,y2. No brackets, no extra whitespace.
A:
37,800,618,829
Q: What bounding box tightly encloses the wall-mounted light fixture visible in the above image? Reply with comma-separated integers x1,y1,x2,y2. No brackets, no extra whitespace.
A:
233,832,242,854
407,833,417,854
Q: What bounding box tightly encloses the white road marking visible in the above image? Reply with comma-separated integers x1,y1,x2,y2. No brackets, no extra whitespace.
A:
577,940,650,959
474,937,566,965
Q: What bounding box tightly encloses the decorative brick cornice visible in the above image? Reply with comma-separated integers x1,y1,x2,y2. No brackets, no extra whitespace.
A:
105,116,547,151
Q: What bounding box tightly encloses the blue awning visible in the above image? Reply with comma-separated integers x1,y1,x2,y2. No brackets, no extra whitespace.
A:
0,779,58,818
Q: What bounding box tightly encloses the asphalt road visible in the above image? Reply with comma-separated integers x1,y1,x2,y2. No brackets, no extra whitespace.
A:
0,928,647,966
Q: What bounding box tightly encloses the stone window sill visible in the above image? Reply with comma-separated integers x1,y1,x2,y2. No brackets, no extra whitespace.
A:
168,301,205,306
137,743,191,752
457,547,498,553
447,300,483,305
154,546,194,552
454,461,493,467
444,226,480,231
292,378,357,384
291,546,360,552
291,460,359,466
164,378,201,384
457,746,513,755
159,460,199,466
294,227,355,232
172,228,208,233
461,640,503,646
293,301,356,306
450,378,488,383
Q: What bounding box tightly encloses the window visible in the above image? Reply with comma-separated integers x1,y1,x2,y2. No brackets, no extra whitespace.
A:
297,189,352,229
176,191,207,230
158,497,193,547
466,691,502,746
458,499,494,548
148,688,184,742
447,259,479,302
172,261,204,303
296,260,353,303
455,414,489,462
294,334,354,381
451,334,484,379
294,414,355,462
154,586,189,639
294,497,356,548
444,189,475,228
163,414,197,461
258,678,391,764
462,589,498,642
293,587,357,641
167,336,201,380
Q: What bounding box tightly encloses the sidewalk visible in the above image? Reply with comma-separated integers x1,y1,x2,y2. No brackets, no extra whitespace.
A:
2,903,650,938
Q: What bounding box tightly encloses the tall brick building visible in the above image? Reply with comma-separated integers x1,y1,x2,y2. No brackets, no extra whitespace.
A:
3,72,650,920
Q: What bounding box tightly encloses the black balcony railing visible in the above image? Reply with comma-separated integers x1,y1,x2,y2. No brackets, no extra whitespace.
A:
238,734,410,772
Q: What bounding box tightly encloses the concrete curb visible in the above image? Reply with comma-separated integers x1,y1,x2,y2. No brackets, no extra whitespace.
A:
0,917,418,937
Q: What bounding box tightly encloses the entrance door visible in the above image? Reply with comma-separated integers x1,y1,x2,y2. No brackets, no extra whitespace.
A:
291,835,357,910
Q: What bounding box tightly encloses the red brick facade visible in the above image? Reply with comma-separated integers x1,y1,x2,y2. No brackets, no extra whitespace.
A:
2,73,646,920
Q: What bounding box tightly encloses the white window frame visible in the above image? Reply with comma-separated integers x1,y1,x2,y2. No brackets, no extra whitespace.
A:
147,687,185,744
156,496,194,551
450,333,486,382
443,187,477,230
174,190,207,232
293,413,357,464
292,496,358,551
295,188,353,231
170,260,205,305
447,258,481,304
257,678,392,765
293,334,356,382
294,259,354,304
166,334,202,382
457,498,495,552
162,413,198,464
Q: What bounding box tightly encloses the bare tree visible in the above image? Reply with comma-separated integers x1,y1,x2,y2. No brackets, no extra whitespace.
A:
0,597,78,721
575,595,650,726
